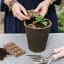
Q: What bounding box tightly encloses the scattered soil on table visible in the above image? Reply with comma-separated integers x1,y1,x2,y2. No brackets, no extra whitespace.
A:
0,48,10,60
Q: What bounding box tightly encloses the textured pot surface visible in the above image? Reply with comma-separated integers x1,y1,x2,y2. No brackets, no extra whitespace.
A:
24,20,52,52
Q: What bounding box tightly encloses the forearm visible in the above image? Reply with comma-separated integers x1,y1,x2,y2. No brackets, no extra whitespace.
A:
45,0,61,5
46,0,61,5
45,0,56,5
4,0,10,7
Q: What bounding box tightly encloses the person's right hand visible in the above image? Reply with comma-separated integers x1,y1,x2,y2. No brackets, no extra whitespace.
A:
12,2,30,21
53,46,64,60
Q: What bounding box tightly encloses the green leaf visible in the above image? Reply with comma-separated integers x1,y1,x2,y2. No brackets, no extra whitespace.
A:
42,21,48,26
34,13,49,26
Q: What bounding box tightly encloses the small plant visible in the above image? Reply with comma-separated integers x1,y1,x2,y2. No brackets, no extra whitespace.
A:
27,10,50,29
34,13,49,26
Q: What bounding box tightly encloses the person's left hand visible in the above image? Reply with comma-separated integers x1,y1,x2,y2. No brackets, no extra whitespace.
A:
34,0,51,17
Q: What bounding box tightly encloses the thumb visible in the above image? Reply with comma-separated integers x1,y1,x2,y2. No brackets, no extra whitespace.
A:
34,4,41,12
39,10,47,17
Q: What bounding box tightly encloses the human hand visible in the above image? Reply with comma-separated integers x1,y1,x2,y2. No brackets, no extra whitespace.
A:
12,2,30,21
52,46,64,60
34,0,51,17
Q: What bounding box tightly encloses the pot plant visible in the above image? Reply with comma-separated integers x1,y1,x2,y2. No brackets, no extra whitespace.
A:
24,10,52,52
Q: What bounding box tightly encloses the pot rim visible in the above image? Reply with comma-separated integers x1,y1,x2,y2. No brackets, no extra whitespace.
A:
24,20,52,30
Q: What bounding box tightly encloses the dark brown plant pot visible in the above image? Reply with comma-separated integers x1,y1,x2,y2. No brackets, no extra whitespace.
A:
24,19,52,52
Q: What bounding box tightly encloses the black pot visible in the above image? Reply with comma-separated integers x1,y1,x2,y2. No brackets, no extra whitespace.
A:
24,20,52,52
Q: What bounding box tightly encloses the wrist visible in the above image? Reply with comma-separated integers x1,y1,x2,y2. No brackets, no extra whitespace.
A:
4,0,10,6
44,0,51,6
4,0,17,10
45,0,56,5
9,0,17,10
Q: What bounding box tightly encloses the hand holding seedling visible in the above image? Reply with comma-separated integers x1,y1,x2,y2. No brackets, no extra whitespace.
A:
4,0,30,21
4,0,56,21
12,2,30,21
34,0,53,17
11,0,51,21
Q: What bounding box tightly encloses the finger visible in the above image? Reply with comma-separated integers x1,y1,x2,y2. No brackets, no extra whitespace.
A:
53,51,64,60
16,14,28,21
16,11,30,21
39,9,47,17
34,4,41,12
20,5,28,16
53,47,64,54
18,10,30,19
15,14,24,21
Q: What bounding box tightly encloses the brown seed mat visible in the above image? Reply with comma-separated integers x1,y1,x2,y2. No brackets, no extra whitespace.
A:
4,42,25,57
